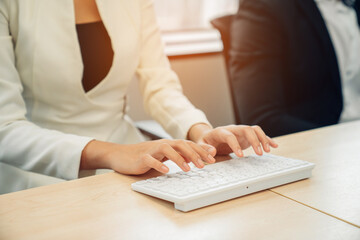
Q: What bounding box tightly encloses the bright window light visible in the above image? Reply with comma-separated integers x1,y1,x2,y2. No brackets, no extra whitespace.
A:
153,0,239,31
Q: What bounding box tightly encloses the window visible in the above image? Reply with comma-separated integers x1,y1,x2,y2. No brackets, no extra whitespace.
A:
154,0,239,31
153,0,239,56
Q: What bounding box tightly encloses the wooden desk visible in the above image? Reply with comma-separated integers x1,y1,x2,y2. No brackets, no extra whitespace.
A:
0,173,358,240
1,122,360,239
269,121,360,228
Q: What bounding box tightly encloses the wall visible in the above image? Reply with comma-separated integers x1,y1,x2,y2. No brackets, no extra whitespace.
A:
127,53,235,127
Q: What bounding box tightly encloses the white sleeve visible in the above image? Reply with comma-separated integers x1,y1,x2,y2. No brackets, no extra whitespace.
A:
0,5,93,181
136,0,211,140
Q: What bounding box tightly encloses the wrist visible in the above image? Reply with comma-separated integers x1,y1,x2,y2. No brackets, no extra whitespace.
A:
187,123,213,143
80,140,113,170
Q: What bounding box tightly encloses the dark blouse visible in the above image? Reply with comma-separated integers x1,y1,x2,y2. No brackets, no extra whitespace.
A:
76,21,114,92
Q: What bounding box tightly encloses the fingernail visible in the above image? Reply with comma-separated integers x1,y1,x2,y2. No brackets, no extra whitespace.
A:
161,165,169,173
208,154,216,163
265,143,270,151
183,162,190,171
237,150,243,157
197,159,204,167
257,146,262,154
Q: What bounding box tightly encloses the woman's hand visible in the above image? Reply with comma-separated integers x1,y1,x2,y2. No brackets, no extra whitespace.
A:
188,123,278,158
80,124,277,175
80,139,216,175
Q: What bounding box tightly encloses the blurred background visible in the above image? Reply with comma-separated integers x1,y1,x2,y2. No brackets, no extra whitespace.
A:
128,0,238,127
154,0,238,30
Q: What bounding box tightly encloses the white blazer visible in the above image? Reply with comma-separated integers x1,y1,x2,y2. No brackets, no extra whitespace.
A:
0,0,210,193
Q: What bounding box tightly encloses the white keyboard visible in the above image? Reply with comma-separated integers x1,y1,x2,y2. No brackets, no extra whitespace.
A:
131,154,315,212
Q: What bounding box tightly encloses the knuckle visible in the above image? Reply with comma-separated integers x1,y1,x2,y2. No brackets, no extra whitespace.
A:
156,139,167,144
159,142,170,151
184,139,192,144
218,128,230,136
175,139,187,145
214,127,224,133
246,126,253,131
251,125,260,130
